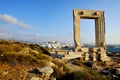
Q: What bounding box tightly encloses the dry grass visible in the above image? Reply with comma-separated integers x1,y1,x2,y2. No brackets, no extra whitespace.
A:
52,59,71,73
0,40,110,80
0,40,53,80
0,44,23,53
57,70,110,80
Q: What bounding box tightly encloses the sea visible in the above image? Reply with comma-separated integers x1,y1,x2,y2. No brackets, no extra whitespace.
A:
83,44,120,53
107,45,120,53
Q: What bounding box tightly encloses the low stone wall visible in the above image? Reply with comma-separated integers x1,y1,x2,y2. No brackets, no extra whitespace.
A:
62,47,111,61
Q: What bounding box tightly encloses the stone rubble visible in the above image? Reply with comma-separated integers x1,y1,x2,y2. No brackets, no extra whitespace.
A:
29,66,55,80
100,68,120,79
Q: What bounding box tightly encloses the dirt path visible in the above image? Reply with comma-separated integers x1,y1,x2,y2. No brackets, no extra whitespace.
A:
67,62,82,71
62,60,85,71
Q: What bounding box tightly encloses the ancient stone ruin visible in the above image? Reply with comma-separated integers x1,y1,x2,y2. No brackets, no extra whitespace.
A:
73,9,106,51
73,9,111,61
63,9,111,61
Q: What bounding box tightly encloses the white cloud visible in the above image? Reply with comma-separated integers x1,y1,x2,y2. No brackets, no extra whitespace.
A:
0,14,32,29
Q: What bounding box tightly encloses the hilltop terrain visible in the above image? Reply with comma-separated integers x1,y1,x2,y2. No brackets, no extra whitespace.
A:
0,40,119,80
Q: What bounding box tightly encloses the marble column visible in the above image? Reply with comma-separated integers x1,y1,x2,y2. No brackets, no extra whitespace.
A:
73,10,81,52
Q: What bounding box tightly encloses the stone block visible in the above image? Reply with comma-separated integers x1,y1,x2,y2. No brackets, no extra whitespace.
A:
100,54,111,61
89,48,100,52
80,48,89,52
85,53,89,61
99,48,105,52
39,66,54,74
62,52,84,59
68,52,75,54
56,51,66,55
92,53,97,61
116,68,120,74
30,77,41,80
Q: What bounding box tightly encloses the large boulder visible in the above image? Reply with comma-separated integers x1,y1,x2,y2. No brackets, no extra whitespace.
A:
100,53,111,61
116,68,120,75
29,66,54,80
101,69,111,75
38,66,54,74
30,77,42,80
29,66,54,74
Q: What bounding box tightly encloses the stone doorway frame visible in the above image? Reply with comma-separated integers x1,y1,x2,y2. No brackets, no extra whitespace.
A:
73,9,106,52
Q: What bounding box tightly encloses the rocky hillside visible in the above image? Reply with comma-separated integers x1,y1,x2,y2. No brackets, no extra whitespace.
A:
0,40,112,80
0,40,71,80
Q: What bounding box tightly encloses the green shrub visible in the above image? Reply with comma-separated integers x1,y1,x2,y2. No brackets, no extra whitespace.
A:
13,45,23,52
52,59,71,73
86,68,110,80
73,71,93,80
86,68,101,79
37,54,51,60
38,60,48,67
40,47,51,55
52,66,65,78
57,70,109,80
72,60,86,67
29,44,37,50
0,45,13,53
16,54,36,62
0,52,18,61
57,71,92,80
0,40,11,45
0,52,38,63
0,44,23,53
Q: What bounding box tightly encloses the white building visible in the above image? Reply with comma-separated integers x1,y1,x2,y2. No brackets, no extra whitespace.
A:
40,40,74,50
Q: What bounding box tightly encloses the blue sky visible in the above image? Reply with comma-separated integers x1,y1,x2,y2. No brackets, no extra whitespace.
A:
0,0,120,44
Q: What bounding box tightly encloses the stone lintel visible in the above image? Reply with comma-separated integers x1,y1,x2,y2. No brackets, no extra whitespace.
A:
73,9,104,19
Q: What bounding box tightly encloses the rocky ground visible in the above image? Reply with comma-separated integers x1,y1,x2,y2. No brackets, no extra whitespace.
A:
0,40,120,80
0,54,120,80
